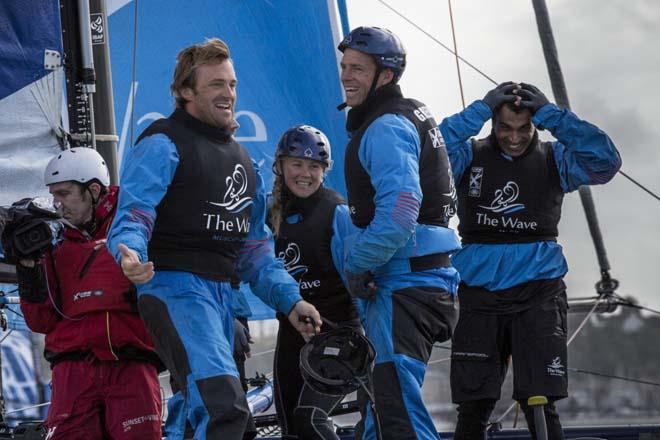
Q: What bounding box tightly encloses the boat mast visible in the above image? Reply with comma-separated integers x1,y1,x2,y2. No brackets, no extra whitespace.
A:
60,0,119,184
89,0,119,184
531,0,617,293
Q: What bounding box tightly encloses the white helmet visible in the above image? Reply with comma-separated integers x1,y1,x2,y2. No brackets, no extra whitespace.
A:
44,147,110,187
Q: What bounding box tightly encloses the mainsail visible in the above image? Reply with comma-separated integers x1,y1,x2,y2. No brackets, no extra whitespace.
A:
0,0,64,207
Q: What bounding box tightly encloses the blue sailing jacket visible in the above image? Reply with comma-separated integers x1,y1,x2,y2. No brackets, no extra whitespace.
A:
345,114,461,293
107,132,301,315
439,100,621,291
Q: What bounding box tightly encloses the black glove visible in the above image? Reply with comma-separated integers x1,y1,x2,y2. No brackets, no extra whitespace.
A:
16,262,48,303
233,318,253,361
345,271,377,300
516,82,549,113
482,81,519,111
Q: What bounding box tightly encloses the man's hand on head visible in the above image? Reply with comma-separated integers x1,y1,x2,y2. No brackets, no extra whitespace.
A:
483,81,520,111
514,83,550,113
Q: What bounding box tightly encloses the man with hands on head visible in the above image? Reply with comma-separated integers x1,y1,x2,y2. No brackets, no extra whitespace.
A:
107,38,320,440
439,81,621,440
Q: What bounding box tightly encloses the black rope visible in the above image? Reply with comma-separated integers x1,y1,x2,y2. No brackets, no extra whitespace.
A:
617,169,660,202
623,302,660,317
374,0,498,85
6,308,23,319
374,0,656,207
569,367,660,388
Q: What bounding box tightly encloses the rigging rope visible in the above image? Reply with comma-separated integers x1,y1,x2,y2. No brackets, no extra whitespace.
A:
447,0,465,109
374,0,497,85
491,294,606,425
373,0,659,204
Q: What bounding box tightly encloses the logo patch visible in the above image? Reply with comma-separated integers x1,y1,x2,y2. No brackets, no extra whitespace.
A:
90,13,105,45
546,356,566,377
278,242,309,278
208,163,253,213
428,127,445,149
478,181,525,213
468,167,483,197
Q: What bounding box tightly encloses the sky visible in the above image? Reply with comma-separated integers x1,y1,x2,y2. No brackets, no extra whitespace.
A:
346,0,660,312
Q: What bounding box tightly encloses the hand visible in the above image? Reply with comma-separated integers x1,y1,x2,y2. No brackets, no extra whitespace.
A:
118,243,154,284
15,261,48,303
288,300,322,342
18,259,37,268
233,319,253,359
515,82,549,113
345,271,377,300
482,81,520,111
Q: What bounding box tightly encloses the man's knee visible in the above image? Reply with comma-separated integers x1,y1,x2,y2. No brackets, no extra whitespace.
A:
194,375,250,434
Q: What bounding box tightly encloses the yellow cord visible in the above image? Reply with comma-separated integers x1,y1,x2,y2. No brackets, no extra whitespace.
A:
106,312,119,361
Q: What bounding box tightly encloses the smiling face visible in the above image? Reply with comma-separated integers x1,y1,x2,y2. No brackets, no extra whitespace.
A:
181,60,237,130
340,48,393,107
280,157,325,199
494,104,535,157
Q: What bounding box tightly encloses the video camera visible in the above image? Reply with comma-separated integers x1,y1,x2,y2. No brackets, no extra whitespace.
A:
0,197,63,264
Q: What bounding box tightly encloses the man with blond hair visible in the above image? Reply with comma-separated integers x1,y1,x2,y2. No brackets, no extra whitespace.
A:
108,38,321,439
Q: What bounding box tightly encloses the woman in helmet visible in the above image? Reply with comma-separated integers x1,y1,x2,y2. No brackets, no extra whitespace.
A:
270,125,360,440
15,147,162,439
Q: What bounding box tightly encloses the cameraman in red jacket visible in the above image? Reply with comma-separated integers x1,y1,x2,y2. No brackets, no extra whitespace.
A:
16,147,162,439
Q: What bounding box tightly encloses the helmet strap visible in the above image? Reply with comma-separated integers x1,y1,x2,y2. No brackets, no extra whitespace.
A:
367,65,384,101
83,183,100,232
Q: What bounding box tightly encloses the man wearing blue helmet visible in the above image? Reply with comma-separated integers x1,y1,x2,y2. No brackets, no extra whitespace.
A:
338,27,460,440
269,125,361,440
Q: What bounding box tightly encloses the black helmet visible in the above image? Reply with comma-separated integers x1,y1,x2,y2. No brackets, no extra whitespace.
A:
275,125,333,169
338,26,406,82
299,326,376,396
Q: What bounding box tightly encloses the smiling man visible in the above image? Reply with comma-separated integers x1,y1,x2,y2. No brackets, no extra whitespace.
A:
107,38,321,440
338,27,461,440
439,82,622,440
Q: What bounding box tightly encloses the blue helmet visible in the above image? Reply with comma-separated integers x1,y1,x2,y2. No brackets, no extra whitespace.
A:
275,125,333,169
338,26,406,82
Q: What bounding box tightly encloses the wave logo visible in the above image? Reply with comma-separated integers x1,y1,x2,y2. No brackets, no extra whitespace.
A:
278,242,308,278
546,356,565,377
208,164,253,213
478,181,525,214
442,170,458,218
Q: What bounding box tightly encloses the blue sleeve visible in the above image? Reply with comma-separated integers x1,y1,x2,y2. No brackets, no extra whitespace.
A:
107,133,179,263
439,100,491,184
330,204,358,281
235,160,302,315
344,114,421,274
534,104,622,192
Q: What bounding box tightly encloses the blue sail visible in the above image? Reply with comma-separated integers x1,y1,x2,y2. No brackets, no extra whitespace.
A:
108,0,349,195
0,0,64,207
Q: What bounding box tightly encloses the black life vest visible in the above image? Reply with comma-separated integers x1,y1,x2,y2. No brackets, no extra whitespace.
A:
274,187,357,323
344,84,456,228
456,134,563,244
137,109,256,280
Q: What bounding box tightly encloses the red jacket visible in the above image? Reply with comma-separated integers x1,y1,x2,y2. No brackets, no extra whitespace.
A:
20,186,159,366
